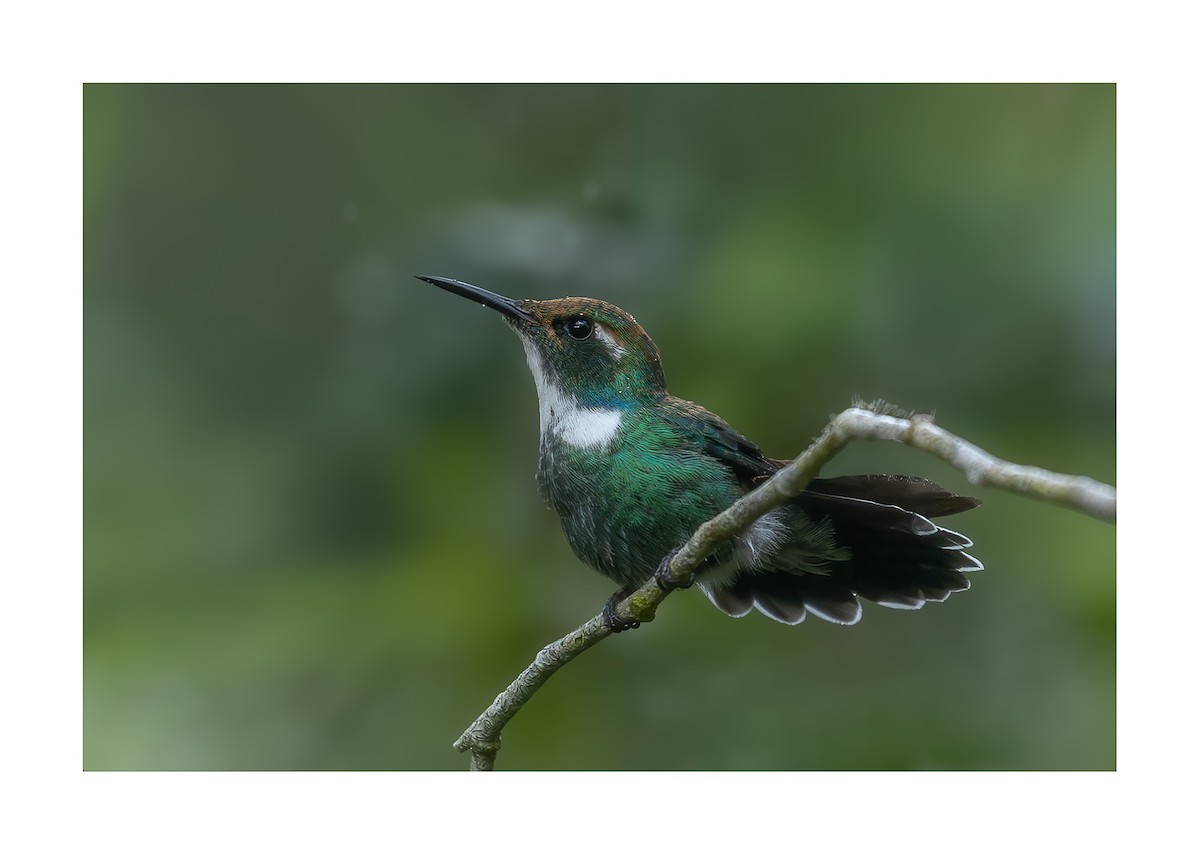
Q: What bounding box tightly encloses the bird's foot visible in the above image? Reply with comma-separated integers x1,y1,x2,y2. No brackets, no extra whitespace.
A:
654,547,696,591
602,588,641,632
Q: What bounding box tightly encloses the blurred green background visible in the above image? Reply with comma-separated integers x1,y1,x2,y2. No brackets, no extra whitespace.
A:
84,84,1115,770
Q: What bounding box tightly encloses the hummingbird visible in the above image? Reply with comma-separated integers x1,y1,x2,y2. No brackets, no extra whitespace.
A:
418,275,982,631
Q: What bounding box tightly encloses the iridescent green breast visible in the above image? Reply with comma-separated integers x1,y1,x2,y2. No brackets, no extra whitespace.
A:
537,408,745,588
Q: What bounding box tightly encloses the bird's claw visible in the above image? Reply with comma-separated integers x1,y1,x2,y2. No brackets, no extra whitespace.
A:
602,589,641,632
654,547,696,591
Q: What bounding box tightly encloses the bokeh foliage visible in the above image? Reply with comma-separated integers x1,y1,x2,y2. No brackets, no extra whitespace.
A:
84,84,1114,770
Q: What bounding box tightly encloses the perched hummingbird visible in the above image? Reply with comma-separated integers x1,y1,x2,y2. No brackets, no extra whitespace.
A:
418,275,982,630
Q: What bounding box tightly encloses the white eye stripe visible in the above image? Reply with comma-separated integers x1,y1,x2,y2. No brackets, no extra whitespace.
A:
591,324,627,360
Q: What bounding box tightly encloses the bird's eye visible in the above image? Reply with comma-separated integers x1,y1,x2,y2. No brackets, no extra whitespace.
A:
564,317,593,340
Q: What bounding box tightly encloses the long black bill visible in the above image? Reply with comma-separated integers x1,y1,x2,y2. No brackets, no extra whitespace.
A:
416,275,535,324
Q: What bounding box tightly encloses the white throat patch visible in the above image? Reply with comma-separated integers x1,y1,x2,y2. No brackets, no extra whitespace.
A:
519,336,622,450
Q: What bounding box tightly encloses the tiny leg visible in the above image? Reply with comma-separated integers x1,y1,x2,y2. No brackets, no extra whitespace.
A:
654,547,698,591
602,588,641,632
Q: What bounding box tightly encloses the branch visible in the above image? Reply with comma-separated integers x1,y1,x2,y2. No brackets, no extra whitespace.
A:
453,406,1116,769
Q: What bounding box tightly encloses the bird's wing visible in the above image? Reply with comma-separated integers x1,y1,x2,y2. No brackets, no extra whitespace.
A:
803,473,980,518
660,396,779,485
660,399,981,518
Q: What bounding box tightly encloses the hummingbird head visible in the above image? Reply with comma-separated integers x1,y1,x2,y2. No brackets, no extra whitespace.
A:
418,276,667,446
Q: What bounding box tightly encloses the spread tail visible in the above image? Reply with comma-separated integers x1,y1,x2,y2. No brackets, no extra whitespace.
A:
699,475,983,626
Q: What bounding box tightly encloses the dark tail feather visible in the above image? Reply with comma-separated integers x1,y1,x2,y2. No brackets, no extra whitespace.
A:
700,475,983,626
807,474,980,518
700,570,865,626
